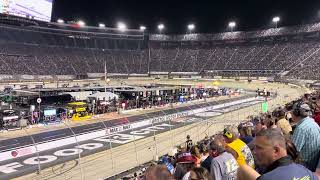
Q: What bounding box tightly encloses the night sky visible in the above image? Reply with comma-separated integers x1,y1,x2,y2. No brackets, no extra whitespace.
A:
52,0,320,34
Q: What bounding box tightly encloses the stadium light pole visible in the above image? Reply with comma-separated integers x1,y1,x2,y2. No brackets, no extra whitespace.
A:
188,24,195,34
117,22,127,32
158,24,164,34
99,23,106,28
272,16,280,28
228,21,236,32
57,19,64,24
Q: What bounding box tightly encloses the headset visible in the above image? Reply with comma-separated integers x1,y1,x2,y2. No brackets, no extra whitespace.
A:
292,101,311,117
223,128,233,139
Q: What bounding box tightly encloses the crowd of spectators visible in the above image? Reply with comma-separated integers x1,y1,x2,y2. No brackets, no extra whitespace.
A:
124,91,320,180
149,39,320,79
150,22,320,41
1,22,320,79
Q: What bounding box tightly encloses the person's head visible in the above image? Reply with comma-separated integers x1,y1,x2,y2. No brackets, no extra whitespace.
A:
209,138,226,157
190,145,201,159
176,152,197,170
263,117,277,129
189,167,213,180
277,109,286,119
253,117,266,135
253,129,287,168
223,126,239,143
199,143,209,156
291,101,312,123
239,126,253,137
145,165,175,180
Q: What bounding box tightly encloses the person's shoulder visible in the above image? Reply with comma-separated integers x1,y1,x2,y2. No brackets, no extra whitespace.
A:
303,118,320,130
259,163,316,180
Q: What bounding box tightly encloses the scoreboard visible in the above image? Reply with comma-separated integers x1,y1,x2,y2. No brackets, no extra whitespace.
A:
0,0,53,22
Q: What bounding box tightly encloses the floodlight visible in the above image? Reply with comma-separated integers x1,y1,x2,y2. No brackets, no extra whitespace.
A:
57,19,64,23
188,24,195,31
228,21,236,28
140,26,146,31
77,20,85,27
117,22,127,32
99,23,105,28
272,16,280,23
158,24,164,30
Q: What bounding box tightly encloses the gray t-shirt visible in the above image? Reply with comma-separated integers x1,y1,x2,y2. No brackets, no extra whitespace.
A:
210,152,239,180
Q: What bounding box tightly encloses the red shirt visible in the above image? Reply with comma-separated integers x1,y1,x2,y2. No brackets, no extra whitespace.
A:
313,113,320,126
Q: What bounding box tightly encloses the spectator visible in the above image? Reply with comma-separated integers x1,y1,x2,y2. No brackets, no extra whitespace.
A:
200,146,213,173
209,138,239,180
199,143,210,163
223,126,255,168
174,152,197,180
274,108,292,135
252,117,266,136
189,167,212,180
250,129,317,180
186,135,193,151
291,102,320,171
190,145,202,167
263,115,280,131
144,165,175,180
200,136,220,173
238,125,254,144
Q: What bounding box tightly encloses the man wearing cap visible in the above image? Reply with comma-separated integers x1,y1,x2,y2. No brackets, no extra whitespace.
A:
223,126,255,168
291,102,320,171
174,152,197,180
209,138,239,180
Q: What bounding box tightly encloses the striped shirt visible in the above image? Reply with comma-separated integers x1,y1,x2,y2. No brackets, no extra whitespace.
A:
292,116,320,171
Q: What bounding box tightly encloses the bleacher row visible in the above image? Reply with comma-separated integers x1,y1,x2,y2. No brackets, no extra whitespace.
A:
0,23,320,79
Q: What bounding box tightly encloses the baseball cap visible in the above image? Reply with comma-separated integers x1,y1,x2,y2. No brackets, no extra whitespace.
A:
176,152,197,164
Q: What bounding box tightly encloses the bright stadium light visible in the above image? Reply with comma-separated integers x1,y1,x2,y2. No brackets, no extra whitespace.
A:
272,16,280,28
99,23,105,28
140,26,146,31
117,22,127,32
188,24,195,33
57,19,64,24
77,20,86,27
228,21,236,32
158,24,164,33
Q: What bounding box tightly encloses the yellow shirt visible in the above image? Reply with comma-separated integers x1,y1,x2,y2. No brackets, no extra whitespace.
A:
227,138,255,168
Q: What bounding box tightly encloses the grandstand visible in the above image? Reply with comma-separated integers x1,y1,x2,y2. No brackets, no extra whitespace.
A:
0,19,320,80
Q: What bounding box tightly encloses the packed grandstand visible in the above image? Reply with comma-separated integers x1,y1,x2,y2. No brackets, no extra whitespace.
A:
0,9,320,180
0,18,320,80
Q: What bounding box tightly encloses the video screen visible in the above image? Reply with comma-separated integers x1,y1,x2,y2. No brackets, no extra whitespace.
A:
0,0,53,22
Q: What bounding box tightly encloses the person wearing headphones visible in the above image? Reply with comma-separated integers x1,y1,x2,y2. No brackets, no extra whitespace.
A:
223,126,255,168
291,101,320,171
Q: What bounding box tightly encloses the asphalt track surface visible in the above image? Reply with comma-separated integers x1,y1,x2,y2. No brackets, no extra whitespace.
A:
0,95,261,180
0,95,253,152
